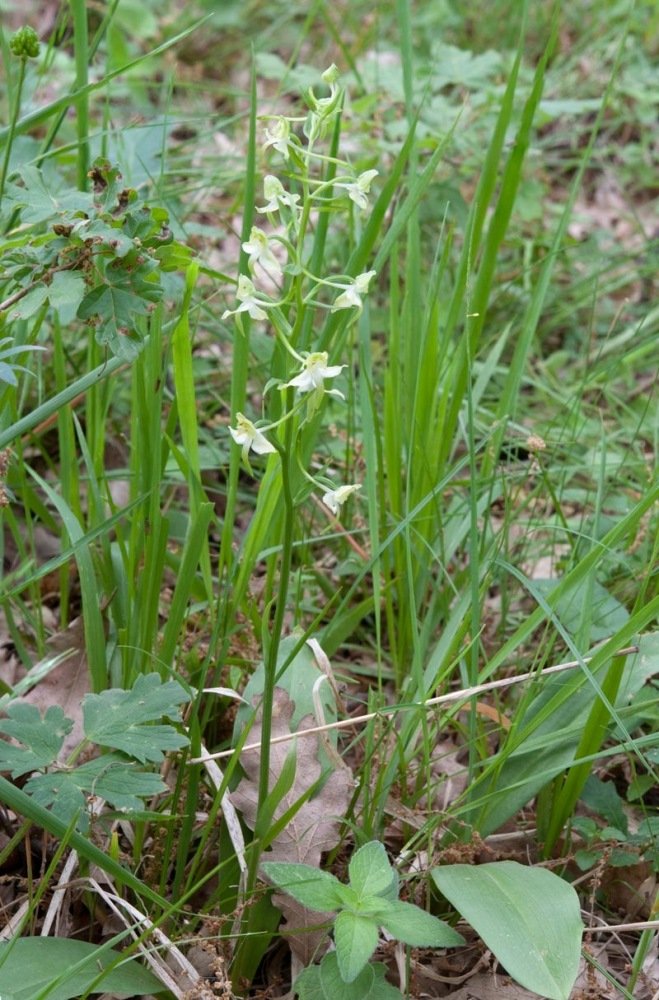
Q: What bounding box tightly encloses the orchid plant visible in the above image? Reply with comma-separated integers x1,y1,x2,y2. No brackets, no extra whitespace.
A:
222,67,379,938
223,64,376,517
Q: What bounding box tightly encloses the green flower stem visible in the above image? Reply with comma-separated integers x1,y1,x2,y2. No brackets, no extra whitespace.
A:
244,390,297,901
70,0,90,190
257,391,296,815
0,56,28,206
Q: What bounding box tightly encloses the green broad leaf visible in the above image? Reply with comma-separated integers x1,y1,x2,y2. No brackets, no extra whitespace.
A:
347,841,397,899
156,239,193,271
333,909,379,984
77,280,151,361
25,756,167,832
580,774,628,834
0,937,164,1000
82,673,190,762
7,283,49,321
533,578,629,641
320,953,400,1000
47,270,87,314
294,952,401,1000
432,862,583,1000
574,848,601,871
261,861,344,911
4,164,92,224
376,899,465,947
0,704,72,777
82,219,136,257
24,770,89,829
81,758,167,810
293,965,325,1000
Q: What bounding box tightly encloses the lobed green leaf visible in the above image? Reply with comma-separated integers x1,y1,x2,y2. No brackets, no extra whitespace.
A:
0,704,72,777
82,673,190,763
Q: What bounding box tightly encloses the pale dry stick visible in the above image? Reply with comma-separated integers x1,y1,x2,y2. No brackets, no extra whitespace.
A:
40,848,78,937
191,646,640,764
588,920,659,934
0,898,29,939
88,878,216,1000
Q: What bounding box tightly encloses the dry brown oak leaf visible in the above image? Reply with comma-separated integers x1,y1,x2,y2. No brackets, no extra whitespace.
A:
231,686,353,967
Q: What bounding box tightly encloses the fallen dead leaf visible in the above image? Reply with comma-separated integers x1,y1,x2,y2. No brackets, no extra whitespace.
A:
231,687,353,969
17,616,91,761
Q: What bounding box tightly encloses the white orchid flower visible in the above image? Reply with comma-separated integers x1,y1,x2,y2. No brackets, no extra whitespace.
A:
257,175,301,216
322,483,362,514
331,270,377,312
263,117,293,160
229,413,276,471
242,227,282,276
283,351,346,394
336,169,379,209
222,274,269,322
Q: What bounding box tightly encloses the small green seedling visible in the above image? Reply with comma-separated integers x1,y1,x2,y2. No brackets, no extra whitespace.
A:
262,840,464,995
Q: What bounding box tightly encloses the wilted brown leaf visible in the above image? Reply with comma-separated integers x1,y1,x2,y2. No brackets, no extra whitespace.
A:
231,687,353,967
18,616,90,761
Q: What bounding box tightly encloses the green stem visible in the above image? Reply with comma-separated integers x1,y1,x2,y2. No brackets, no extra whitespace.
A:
238,393,297,989
257,392,296,816
0,56,27,205
70,0,90,190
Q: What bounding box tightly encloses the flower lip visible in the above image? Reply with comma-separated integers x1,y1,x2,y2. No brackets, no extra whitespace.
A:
257,175,301,216
284,351,346,393
242,226,282,276
335,170,379,210
263,117,293,159
322,483,362,514
331,270,377,312
222,274,269,322
229,413,276,464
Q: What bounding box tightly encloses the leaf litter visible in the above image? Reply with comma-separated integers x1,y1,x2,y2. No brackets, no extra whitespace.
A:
231,687,353,969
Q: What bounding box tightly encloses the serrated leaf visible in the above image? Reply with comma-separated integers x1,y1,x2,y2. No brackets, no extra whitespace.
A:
319,953,400,1000
333,910,379,983
0,937,165,1000
261,862,344,911
23,770,89,830
83,758,166,809
77,280,151,360
294,952,402,1000
4,165,92,224
83,219,136,257
83,674,190,762
348,841,396,898
376,899,465,947
432,862,583,1000
0,703,72,777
